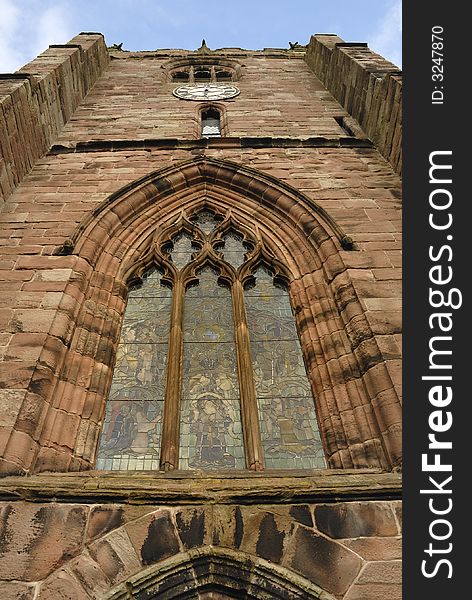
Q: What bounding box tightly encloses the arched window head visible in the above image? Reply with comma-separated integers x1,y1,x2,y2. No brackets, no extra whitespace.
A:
96,208,326,472
201,108,221,138
168,63,239,84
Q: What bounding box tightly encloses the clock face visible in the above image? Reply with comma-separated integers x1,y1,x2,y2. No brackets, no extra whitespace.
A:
173,84,240,101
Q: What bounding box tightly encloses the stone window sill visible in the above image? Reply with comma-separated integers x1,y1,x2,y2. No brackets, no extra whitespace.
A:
0,468,401,504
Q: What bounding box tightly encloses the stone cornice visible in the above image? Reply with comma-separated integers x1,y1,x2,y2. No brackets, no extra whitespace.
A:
108,50,307,60
48,136,374,155
0,469,401,505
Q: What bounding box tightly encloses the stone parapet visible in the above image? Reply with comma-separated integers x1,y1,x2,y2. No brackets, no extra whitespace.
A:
305,35,402,174
0,34,109,203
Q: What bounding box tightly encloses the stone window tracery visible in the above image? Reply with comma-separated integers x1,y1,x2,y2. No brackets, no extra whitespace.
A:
170,65,236,83
96,208,326,472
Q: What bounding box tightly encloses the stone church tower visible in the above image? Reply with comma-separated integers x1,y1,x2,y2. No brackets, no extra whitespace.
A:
0,33,402,599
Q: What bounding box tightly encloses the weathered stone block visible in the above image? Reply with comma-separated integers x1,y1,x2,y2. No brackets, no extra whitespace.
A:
0,502,88,581
0,581,36,600
36,569,90,600
237,508,296,564
344,582,401,600
314,501,398,538
87,528,141,585
343,536,402,561
174,506,208,550
285,525,362,596
125,510,180,566
86,505,124,542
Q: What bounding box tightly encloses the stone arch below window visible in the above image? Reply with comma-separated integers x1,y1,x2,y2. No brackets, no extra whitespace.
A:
102,546,338,600
32,502,360,600
0,157,402,476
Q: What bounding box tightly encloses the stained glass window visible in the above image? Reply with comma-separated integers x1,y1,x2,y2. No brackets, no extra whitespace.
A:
180,268,244,469
221,232,246,269
97,209,325,472
170,231,194,269
192,210,218,235
96,269,170,470
245,268,326,469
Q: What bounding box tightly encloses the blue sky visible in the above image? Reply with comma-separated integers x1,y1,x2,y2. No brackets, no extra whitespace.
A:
0,0,401,73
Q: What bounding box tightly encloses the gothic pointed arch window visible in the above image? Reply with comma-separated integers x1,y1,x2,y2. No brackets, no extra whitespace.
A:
96,208,326,472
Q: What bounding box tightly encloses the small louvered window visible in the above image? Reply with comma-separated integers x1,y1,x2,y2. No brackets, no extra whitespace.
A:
201,109,221,138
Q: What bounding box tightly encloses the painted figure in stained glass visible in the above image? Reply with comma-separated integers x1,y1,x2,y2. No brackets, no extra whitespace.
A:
185,395,239,469
100,403,136,454
180,266,245,469
100,400,162,456
96,269,169,470
246,268,325,469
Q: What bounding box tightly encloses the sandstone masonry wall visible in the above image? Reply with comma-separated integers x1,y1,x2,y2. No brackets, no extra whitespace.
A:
0,483,401,600
0,34,402,600
54,52,351,143
0,144,401,474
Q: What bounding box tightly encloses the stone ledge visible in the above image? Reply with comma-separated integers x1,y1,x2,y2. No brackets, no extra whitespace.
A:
0,73,34,81
0,469,401,505
108,49,307,60
48,136,374,155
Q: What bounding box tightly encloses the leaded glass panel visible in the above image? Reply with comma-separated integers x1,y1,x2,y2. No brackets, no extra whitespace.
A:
96,269,170,470
245,267,325,469
202,117,221,137
221,232,246,269
193,210,218,235
179,268,245,469
170,232,194,269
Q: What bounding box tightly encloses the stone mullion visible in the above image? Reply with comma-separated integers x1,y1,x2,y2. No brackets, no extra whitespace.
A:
232,279,264,471
159,278,184,471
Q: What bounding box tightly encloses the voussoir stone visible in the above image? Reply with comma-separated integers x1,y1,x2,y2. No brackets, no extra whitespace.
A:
125,509,180,566
0,502,88,581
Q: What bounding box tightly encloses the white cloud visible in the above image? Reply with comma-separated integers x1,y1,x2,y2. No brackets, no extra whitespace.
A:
0,0,23,72
0,0,74,73
33,4,75,57
368,0,402,68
